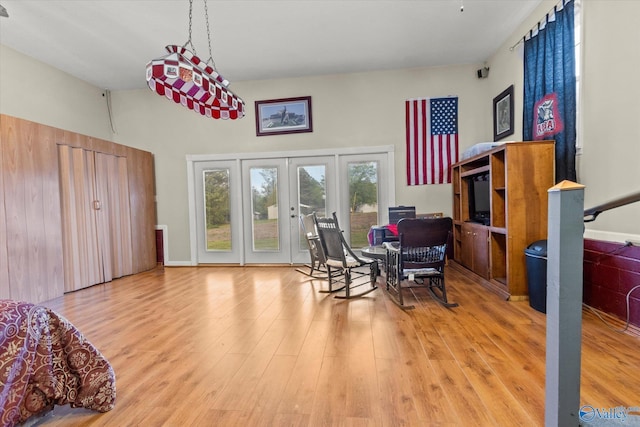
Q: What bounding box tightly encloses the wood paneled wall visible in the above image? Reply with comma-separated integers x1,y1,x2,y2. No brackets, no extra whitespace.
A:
0,114,157,304
0,119,9,299
0,116,63,302
127,146,156,273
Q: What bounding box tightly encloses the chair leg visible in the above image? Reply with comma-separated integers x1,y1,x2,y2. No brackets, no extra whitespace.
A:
334,265,378,300
387,281,414,309
383,259,414,308
398,277,413,308
369,262,379,285
427,276,459,308
295,260,324,278
328,265,336,293
345,270,352,298
317,265,346,294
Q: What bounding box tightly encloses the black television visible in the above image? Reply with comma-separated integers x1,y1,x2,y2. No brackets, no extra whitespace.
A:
468,173,490,225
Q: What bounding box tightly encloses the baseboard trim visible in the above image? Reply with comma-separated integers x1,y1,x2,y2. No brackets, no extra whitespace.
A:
164,261,194,267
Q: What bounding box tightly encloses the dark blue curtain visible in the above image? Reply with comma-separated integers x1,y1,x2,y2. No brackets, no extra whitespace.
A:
523,0,576,183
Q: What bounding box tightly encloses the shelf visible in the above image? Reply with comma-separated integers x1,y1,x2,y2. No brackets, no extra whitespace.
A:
490,231,506,284
490,151,505,189
461,165,490,178
452,141,555,299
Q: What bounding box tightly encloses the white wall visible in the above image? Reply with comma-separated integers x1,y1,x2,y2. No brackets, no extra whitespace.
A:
110,65,490,262
0,45,113,140
486,0,640,243
579,0,640,241
2,0,638,263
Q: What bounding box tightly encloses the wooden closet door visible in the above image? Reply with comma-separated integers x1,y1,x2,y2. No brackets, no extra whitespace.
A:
59,147,134,291
113,155,133,277
58,145,103,291
93,152,113,283
95,152,133,279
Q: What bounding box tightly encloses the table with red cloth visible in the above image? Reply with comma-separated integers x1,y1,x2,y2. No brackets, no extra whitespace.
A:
367,224,399,245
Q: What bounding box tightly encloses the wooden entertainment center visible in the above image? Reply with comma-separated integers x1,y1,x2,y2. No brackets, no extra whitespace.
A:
451,141,555,300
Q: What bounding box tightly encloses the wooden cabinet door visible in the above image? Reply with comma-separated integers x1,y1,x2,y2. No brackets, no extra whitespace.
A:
460,223,474,270
472,224,489,279
460,222,489,279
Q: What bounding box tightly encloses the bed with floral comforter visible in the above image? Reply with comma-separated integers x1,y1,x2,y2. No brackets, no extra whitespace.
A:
0,299,115,426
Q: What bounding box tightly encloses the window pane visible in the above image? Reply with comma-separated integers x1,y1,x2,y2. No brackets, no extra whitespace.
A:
204,169,231,251
250,167,279,251
348,161,378,248
297,164,326,250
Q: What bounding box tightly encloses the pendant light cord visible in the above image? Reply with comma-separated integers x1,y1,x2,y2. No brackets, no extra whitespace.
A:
203,0,217,70
183,0,196,54
182,0,218,71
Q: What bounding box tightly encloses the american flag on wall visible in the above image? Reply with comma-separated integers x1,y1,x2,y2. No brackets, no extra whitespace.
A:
406,97,459,185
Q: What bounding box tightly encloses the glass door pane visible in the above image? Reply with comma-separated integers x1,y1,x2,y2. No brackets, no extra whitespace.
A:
338,152,392,251
204,169,232,251
194,160,241,263
297,164,327,218
289,156,336,264
296,164,326,256
347,161,379,248
242,158,290,263
249,166,280,251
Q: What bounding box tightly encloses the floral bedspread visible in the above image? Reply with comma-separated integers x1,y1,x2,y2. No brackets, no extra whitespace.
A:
0,300,115,427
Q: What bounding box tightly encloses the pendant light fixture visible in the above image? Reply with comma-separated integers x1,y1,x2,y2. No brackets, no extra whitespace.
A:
146,0,245,120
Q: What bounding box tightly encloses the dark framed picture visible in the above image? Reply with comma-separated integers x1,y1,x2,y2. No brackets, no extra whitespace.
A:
255,96,313,136
493,85,514,141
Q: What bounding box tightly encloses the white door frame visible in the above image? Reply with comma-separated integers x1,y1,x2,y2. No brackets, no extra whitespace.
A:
241,158,291,264
186,145,395,265
193,159,243,264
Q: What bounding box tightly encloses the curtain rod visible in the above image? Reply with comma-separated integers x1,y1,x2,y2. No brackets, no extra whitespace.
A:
509,0,573,51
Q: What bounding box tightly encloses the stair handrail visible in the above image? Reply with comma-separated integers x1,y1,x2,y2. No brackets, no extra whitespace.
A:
583,190,640,222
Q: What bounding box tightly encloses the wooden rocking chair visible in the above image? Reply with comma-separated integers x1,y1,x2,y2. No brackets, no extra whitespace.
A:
296,213,330,279
384,217,457,309
315,212,378,299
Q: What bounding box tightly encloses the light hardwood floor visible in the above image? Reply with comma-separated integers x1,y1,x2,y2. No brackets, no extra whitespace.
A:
31,264,640,426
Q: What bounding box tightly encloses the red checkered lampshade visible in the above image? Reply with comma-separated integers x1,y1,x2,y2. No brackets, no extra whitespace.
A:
146,45,245,120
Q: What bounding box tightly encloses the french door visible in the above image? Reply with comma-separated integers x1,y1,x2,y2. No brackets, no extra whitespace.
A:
193,160,242,263
241,158,291,263
289,156,335,263
189,147,393,265
337,153,391,248
193,155,336,264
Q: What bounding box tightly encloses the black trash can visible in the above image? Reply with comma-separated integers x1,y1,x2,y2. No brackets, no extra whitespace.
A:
525,240,548,313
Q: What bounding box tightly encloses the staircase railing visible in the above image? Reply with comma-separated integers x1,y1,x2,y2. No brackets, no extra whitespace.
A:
583,190,640,222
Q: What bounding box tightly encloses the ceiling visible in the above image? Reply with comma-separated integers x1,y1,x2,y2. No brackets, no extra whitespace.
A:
0,0,543,91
